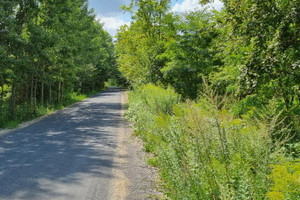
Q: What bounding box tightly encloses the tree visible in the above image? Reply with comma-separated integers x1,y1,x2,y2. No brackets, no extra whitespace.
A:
0,0,117,126
209,0,300,111
116,0,172,87
160,11,219,98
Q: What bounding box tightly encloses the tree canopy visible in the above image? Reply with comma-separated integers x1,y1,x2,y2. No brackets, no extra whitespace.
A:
116,0,299,128
0,0,116,126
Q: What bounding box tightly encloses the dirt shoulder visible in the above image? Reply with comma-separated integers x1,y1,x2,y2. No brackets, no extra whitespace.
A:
110,91,163,200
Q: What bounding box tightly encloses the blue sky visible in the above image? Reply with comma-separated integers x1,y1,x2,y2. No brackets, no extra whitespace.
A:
88,0,223,37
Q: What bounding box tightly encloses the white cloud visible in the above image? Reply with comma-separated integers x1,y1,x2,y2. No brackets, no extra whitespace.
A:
97,15,130,37
171,0,223,13
208,0,223,11
96,1,223,37
172,0,199,12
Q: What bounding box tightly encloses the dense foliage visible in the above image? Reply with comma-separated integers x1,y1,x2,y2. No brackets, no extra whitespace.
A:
117,0,300,199
116,0,299,129
127,84,299,200
0,0,116,127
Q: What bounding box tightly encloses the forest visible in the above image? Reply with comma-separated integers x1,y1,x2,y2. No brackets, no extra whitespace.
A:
0,0,117,128
116,0,300,199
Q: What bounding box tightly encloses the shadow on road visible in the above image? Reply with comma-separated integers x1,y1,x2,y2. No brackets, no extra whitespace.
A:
0,89,125,199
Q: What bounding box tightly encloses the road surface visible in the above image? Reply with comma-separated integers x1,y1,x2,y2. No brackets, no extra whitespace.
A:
0,88,160,200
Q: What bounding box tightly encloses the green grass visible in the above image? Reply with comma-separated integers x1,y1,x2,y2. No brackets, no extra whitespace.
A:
4,120,19,129
147,157,159,167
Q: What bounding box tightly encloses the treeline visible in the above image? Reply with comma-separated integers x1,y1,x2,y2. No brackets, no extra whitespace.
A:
0,0,116,127
116,0,299,142
116,0,300,199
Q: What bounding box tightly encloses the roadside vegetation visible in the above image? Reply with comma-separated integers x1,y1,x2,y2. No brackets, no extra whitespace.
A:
0,0,119,128
127,84,299,199
116,0,300,199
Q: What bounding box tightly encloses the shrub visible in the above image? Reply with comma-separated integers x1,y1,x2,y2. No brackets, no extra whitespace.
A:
126,84,180,152
127,84,299,199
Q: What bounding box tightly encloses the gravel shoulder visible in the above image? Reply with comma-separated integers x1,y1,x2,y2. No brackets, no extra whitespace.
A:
110,91,163,200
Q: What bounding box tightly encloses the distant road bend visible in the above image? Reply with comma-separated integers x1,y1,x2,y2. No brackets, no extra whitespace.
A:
0,88,155,200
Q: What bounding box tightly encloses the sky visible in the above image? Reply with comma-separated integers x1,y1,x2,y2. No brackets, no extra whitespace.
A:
88,0,223,37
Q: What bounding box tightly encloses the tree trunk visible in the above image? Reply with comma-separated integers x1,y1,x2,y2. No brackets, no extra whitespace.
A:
41,69,44,106
49,82,52,106
10,84,16,120
61,81,64,104
58,81,61,104
26,80,29,103
31,75,34,107
34,77,37,109
0,79,4,119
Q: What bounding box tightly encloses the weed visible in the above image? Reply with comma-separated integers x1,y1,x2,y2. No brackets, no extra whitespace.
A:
127,84,299,199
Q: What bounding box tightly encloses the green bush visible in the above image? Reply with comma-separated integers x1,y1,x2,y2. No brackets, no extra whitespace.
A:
126,84,180,152
127,84,300,199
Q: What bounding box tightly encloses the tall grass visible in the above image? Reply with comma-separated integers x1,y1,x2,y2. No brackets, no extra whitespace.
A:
126,84,180,152
126,84,300,200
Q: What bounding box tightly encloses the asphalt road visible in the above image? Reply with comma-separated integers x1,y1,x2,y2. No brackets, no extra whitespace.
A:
0,88,134,200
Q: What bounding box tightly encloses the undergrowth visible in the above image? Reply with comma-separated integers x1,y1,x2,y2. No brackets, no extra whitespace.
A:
0,91,98,129
126,84,300,200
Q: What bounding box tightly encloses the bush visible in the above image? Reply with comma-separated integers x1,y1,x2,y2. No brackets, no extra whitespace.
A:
126,84,180,152
127,84,300,199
